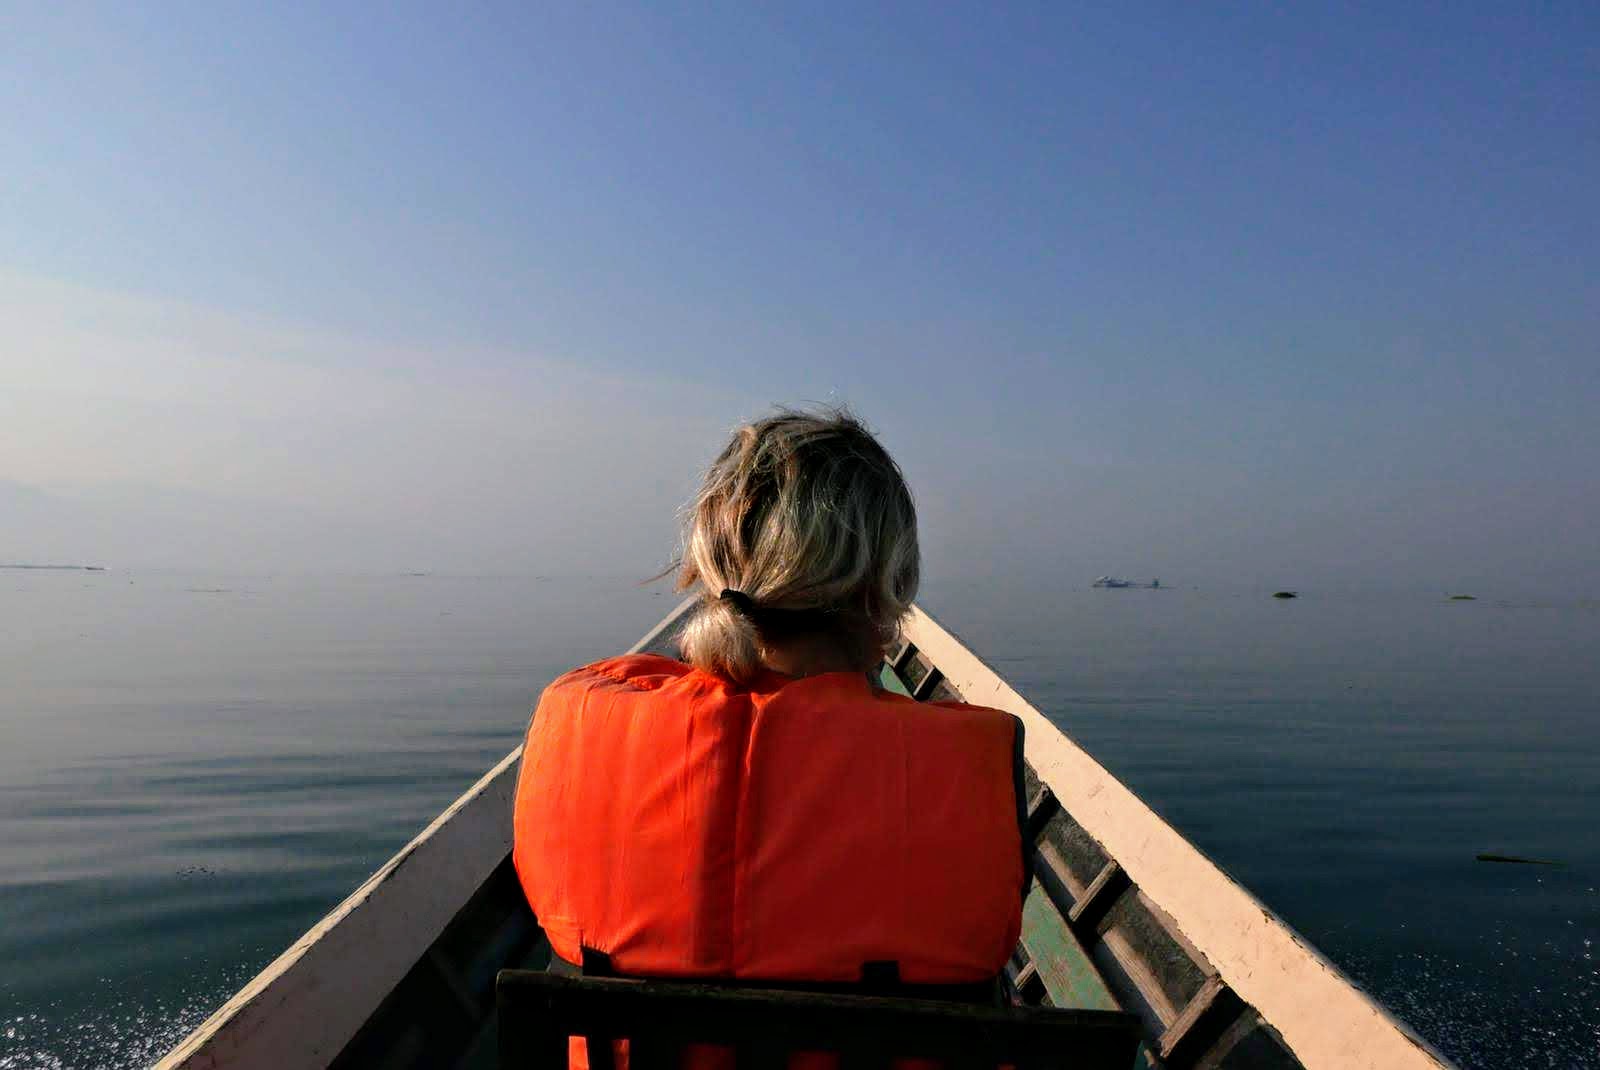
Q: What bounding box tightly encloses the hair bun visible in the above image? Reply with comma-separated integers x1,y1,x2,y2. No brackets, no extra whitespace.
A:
719,589,756,614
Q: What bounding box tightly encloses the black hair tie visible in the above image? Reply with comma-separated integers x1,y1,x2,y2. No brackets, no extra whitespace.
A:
719,588,756,615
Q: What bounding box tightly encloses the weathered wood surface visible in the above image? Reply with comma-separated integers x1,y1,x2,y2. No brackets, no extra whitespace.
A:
496,972,1142,1070
1017,886,1119,1014
900,605,1456,1070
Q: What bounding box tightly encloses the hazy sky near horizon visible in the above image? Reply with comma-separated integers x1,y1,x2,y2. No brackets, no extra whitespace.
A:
3,5,1597,592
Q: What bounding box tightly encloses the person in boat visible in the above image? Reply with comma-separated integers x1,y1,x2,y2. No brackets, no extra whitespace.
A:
512,408,1028,1021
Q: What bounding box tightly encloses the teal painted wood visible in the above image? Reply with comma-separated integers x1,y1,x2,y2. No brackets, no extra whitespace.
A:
878,662,913,696
1020,887,1158,1070
1021,885,1119,1013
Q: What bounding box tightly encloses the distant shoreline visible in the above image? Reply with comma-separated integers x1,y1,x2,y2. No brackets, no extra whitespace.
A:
1,564,107,571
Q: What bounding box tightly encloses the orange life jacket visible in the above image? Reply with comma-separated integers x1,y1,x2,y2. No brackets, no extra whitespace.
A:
512,654,1026,990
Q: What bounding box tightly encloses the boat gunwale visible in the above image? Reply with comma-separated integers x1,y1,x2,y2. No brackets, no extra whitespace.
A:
900,604,1457,1070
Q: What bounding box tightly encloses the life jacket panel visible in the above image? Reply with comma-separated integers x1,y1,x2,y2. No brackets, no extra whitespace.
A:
512,654,1025,987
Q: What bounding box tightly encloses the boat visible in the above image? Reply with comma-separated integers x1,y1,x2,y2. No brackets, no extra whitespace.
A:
155,598,1456,1070
1091,577,1133,588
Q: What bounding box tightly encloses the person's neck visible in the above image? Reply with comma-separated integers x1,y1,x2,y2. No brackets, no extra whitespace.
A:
760,633,875,679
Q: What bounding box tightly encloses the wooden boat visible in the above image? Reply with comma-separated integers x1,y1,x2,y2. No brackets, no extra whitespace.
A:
155,600,1457,1070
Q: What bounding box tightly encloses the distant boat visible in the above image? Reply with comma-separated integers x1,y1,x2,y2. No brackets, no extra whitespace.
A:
0,563,106,572
1092,577,1162,589
1273,591,1298,599
1449,595,1476,601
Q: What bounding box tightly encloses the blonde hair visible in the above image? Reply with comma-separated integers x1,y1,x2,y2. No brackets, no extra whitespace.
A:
674,407,920,683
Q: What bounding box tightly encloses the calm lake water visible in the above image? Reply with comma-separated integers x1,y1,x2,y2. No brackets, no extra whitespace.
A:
1,571,1596,1069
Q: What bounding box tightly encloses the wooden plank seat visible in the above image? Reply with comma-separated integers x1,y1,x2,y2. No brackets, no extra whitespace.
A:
496,971,1142,1070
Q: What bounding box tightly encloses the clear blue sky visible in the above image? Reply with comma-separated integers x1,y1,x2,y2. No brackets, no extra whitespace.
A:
3,4,1596,592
